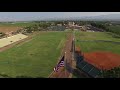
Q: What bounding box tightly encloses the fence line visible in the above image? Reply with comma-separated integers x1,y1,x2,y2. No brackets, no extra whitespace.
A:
77,40,120,44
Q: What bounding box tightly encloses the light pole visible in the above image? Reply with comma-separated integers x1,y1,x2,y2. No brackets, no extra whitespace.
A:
73,30,75,61
64,51,67,78
71,30,76,76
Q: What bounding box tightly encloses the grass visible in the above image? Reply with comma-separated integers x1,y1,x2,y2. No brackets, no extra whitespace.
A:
107,25,120,35
72,73,86,78
75,31,120,54
75,31,120,41
0,31,67,78
0,22,37,27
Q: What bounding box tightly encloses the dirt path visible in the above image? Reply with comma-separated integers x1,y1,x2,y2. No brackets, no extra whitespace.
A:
49,33,74,78
0,26,21,33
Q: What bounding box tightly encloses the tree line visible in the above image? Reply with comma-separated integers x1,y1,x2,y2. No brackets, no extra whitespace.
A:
90,22,109,31
18,22,66,34
90,22,120,36
100,67,120,78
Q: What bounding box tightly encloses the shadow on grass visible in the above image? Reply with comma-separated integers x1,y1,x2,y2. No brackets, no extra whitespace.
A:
0,74,45,78
0,73,12,78
72,69,88,78
65,62,88,78
16,76,45,78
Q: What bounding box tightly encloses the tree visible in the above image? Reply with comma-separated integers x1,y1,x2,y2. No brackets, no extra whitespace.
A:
0,32,5,37
101,66,120,78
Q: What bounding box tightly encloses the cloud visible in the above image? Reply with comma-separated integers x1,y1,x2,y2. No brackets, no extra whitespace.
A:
63,12,120,17
0,12,120,21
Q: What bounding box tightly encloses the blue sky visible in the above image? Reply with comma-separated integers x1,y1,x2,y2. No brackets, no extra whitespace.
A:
0,12,120,21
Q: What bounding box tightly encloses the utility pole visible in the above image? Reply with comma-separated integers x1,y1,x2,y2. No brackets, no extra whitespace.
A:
64,51,67,78
72,30,75,62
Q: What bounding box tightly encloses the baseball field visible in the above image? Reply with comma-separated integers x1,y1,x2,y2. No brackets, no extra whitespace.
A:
75,31,120,70
75,31,120,53
0,31,67,78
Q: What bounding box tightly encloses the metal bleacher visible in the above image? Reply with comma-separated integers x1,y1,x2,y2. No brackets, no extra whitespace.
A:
75,52,101,78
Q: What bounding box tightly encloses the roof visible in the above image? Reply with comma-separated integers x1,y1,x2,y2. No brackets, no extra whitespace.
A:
77,60,101,78
75,53,101,78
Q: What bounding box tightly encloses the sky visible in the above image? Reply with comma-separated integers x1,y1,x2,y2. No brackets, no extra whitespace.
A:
0,12,120,21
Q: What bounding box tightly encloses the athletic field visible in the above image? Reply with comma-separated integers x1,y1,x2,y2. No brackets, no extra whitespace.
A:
75,31,120,54
0,31,67,78
75,31,120,71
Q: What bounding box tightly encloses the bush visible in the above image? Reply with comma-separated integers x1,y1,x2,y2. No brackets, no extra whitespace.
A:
16,76,33,78
101,67,120,78
0,73,11,78
0,32,5,37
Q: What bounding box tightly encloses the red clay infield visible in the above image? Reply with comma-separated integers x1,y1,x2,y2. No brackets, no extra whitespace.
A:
84,52,120,70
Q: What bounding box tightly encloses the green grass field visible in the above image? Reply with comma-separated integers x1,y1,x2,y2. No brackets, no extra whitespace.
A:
75,31,120,54
107,25,120,35
0,22,36,27
0,31,67,78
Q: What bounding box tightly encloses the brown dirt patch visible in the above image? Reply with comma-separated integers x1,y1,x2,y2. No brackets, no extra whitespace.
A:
50,67,69,78
75,47,84,56
0,26,21,33
84,52,120,70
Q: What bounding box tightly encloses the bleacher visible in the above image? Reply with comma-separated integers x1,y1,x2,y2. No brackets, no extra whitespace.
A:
75,52,84,64
75,52,101,78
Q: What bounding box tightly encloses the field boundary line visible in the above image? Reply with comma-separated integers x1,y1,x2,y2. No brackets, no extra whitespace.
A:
16,38,33,47
78,40,120,44
48,33,68,78
48,45,66,78
0,36,32,52
56,38,65,50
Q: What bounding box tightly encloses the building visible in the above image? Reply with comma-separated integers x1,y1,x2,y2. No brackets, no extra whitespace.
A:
68,22,75,27
57,24,62,26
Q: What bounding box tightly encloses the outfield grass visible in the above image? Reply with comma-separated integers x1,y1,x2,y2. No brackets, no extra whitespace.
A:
75,31,120,54
75,31,120,41
0,31,67,78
